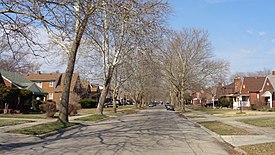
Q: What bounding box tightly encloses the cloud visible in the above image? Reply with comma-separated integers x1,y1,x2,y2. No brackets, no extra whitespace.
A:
246,29,267,37
258,31,266,36
272,39,275,43
246,29,254,35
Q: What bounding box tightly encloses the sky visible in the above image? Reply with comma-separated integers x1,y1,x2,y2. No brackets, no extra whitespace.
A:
168,0,275,74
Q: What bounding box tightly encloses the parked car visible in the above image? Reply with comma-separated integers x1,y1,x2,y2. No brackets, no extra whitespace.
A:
148,102,156,107
165,103,175,111
104,101,119,108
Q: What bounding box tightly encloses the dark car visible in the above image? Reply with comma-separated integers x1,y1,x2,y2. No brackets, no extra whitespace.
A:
148,102,156,107
165,103,175,111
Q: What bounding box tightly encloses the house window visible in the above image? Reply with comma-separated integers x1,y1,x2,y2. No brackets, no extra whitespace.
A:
36,81,42,88
49,93,53,100
49,81,54,87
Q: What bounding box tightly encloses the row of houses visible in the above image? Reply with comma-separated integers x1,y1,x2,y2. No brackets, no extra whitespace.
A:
192,71,275,110
0,69,102,111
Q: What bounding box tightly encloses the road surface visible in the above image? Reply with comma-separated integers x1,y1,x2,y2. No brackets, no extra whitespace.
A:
1,105,232,155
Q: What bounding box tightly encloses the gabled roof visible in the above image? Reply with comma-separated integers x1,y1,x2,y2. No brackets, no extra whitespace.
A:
0,69,47,95
242,77,266,93
91,84,100,93
223,82,234,89
55,73,80,92
267,75,275,89
24,73,61,81
0,69,33,88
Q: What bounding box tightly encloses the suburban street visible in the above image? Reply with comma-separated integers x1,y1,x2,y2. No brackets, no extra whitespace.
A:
0,105,233,155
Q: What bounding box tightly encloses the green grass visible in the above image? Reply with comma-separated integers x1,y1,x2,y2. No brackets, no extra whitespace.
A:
240,142,275,155
0,113,49,119
6,121,75,135
0,119,33,127
238,117,275,129
185,115,205,118
75,114,108,121
198,121,254,135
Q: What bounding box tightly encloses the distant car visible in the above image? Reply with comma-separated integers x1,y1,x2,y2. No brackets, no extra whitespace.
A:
104,101,118,108
165,103,175,111
148,102,156,107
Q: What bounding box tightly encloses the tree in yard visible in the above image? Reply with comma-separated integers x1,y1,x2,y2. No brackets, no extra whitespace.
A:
0,1,101,122
161,28,229,111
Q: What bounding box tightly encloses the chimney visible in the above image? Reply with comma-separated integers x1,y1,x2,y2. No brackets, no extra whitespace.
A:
234,77,241,93
272,71,275,75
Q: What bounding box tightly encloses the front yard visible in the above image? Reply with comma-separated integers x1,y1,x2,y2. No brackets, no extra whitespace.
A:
187,105,275,117
0,119,33,127
198,121,255,135
238,117,275,129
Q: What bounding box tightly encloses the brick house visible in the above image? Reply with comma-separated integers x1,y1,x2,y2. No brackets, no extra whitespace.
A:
24,72,82,104
0,69,47,111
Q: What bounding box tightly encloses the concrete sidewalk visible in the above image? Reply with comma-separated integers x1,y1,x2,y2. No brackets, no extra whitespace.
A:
185,109,275,151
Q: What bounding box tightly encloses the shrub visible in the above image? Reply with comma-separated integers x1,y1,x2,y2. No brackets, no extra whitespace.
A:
80,98,97,108
68,103,81,116
31,100,43,112
218,98,233,108
40,100,57,118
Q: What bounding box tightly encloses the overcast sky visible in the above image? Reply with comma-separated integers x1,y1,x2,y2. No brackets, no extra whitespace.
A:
168,0,275,74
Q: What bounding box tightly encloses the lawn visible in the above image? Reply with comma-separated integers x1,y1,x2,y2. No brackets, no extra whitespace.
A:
6,121,76,135
78,105,138,116
0,119,33,127
238,117,275,129
187,105,275,117
198,121,255,135
75,114,108,121
0,113,52,119
240,142,275,155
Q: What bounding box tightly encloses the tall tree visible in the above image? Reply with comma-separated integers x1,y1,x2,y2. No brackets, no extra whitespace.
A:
0,0,101,122
161,28,229,111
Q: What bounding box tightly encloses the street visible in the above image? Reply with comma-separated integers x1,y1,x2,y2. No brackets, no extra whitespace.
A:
1,105,232,155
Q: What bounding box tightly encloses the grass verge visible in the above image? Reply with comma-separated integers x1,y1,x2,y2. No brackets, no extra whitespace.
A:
185,115,205,118
0,120,33,127
75,114,108,121
6,121,75,135
0,113,50,119
238,117,275,129
240,142,275,155
198,121,254,135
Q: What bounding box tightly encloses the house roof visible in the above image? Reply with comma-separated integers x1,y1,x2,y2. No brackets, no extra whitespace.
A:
223,82,234,89
24,73,61,81
91,84,100,93
0,69,33,88
81,80,90,90
267,75,275,89
242,77,266,93
55,73,80,92
0,69,47,95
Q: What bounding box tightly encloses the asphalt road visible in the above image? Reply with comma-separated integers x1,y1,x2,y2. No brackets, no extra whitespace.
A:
1,105,231,155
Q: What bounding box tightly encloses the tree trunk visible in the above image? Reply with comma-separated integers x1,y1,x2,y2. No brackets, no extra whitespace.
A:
59,53,76,123
58,14,89,123
97,66,114,115
112,89,118,113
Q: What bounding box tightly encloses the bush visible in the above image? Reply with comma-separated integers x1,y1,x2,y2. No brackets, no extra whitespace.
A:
31,100,43,112
40,100,57,117
218,98,233,108
68,103,81,116
80,98,97,108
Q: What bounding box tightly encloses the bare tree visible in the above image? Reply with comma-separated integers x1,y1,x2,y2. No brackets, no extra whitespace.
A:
161,28,229,111
0,1,101,123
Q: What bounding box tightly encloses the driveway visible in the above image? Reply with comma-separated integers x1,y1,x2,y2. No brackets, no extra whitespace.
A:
0,106,233,155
